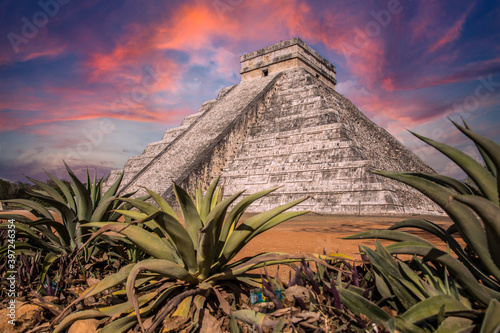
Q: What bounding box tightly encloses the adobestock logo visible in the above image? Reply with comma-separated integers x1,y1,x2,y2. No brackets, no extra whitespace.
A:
7,0,71,54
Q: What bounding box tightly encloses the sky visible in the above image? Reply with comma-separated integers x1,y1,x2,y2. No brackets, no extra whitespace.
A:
0,0,499,183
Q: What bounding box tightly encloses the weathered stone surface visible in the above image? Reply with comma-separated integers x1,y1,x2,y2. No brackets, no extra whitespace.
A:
240,37,336,89
105,38,441,215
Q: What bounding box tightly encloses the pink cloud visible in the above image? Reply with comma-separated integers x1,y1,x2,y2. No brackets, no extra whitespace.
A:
428,3,475,53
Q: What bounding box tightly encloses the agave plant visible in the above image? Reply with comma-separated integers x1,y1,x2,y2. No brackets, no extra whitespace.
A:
0,163,145,287
344,121,500,331
53,177,342,333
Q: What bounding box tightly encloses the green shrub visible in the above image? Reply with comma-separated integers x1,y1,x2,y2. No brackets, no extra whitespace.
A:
0,164,145,290
344,121,500,332
53,177,339,332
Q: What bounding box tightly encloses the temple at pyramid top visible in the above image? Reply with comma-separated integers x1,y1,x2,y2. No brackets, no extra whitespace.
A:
240,38,337,89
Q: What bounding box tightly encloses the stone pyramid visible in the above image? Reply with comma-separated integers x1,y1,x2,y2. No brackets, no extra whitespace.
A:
105,38,441,215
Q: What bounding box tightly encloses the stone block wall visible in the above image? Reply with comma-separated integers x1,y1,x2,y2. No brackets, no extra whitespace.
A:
219,68,441,214
240,38,336,89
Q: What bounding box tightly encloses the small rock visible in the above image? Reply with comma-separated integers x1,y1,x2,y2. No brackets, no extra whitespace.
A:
68,318,100,333
0,302,44,333
83,296,97,307
284,286,310,306
87,278,100,287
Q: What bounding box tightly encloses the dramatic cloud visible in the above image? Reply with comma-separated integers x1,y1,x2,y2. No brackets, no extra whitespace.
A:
1,0,499,182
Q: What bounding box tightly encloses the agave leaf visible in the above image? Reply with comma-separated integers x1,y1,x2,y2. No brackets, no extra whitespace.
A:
81,263,135,298
199,176,220,222
208,191,244,243
144,188,177,219
398,260,435,299
90,196,119,222
1,199,54,220
361,220,500,289
361,245,401,279
373,271,392,299
28,223,64,247
453,195,500,237
196,182,202,213
338,287,392,327
248,210,309,241
107,195,146,221
362,245,419,309
212,185,223,210
26,176,66,203
102,172,124,201
215,188,276,258
454,195,500,270
65,163,92,222
197,219,215,281
172,295,192,317
23,193,76,247
388,219,466,257
102,285,182,333
410,131,497,203
117,198,159,215
401,295,470,323
461,120,497,178
453,121,500,203
98,291,157,317
413,173,477,195
221,197,307,265
114,210,149,221
345,229,436,248
27,192,76,224
97,316,137,333
82,222,175,261
8,217,71,248
231,309,276,328
39,252,58,290
0,213,35,223
386,242,500,305
0,223,63,253
126,259,196,330
88,170,98,208
394,317,427,333
373,171,500,282
0,241,33,256
142,211,197,274
86,169,92,201
434,316,474,333
201,191,244,271
53,310,107,333
44,170,76,211
480,299,500,333
173,182,203,250
210,252,339,282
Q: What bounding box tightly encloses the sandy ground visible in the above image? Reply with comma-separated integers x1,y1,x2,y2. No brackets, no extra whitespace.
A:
234,212,454,260
2,210,453,258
